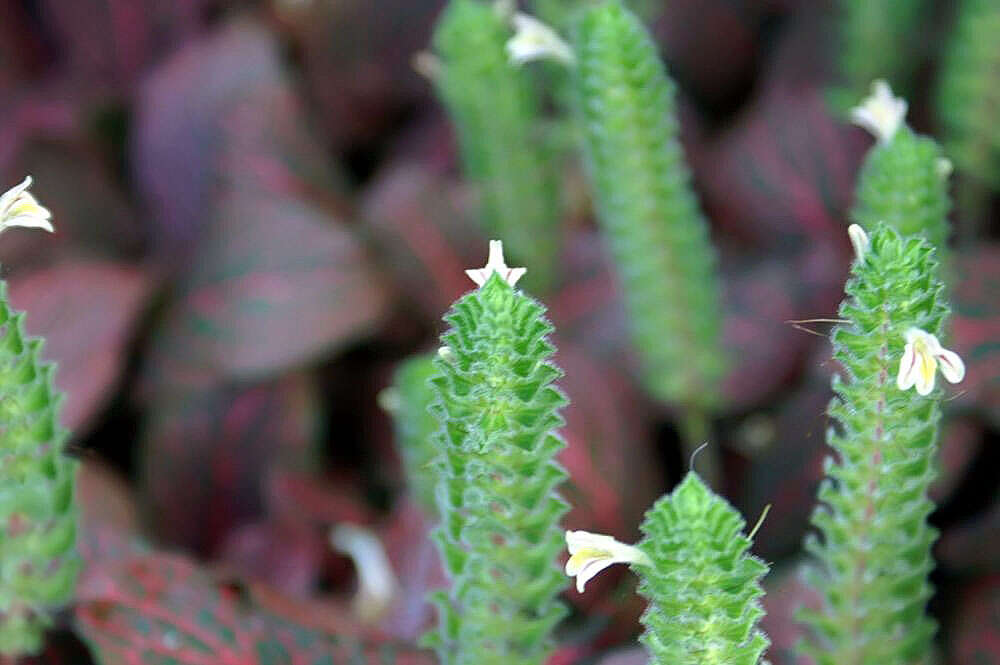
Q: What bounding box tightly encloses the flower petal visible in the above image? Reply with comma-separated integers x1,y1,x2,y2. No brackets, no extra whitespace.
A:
0,176,33,216
936,347,965,384
573,556,615,593
914,350,937,396
897,342,918,391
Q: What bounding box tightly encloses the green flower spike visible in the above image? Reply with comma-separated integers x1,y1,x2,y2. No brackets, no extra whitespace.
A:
0,176,78,657
429,0,561,293
798,223,964,665
423,240,569,665
568,472,771,665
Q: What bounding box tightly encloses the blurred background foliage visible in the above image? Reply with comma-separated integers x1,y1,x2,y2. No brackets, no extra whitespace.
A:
0,0,997,663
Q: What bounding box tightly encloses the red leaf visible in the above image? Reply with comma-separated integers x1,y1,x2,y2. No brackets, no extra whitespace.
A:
361,162,486,322
7,259,152,434
950,244,1000,426
700,82,866,248
37,0,208,91
1,140,147,265
141,187,390,390
271,0,442,149
721,246,845,412
138,374,323,553
76,550,435,665
132,17,352,261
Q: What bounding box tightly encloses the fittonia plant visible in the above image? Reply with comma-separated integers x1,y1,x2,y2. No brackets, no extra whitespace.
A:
565,472,770,665
0,177,80,657
798,224,965,665
423,241,569,665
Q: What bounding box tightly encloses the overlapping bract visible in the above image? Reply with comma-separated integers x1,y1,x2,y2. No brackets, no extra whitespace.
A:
852,125,951,252
572,0,726,411
423,274,569,665
799,225,948,665
636,473,769,665
0,283,79,655
937,0,1000,194
431,0,560,293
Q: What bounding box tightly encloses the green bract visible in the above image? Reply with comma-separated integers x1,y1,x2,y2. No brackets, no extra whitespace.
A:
852,125,951,252
386,353,440,515
636,472,770,665
423,273,569,665
799,224,947,665
431,0,560,293
0,282,79,656
572,0,727,412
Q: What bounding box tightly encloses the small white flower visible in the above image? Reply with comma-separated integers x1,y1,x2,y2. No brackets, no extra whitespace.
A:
0,176,54,234
897,328,965,396
565,530,650,593
847,224,870,261
465,239,527,288
850,79,907,144
505,12,575,67
330,524,398,622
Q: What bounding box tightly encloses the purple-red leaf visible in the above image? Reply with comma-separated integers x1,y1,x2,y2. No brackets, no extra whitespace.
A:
138,374,322,553
132,17,350,261
141,187,389,390
7,260,152,434
950,244,1000,425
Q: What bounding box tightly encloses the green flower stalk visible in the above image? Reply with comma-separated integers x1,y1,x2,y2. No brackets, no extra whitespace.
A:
937,0,1000,222
0,177,79,657
423,241,569,665
572,0,727,479
798,224,965,665
850,81,952,253
565,472,770,665
429,0,562,293
381,353,440,515
827,0,928,114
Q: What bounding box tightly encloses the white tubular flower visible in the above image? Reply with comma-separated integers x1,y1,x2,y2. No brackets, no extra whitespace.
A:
0,176,54,234
330,524,398,622
850,79,907,144
505,12,575,67
897,328,965,396
465,239,527,288
565,530,650,593
847,224,870,261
